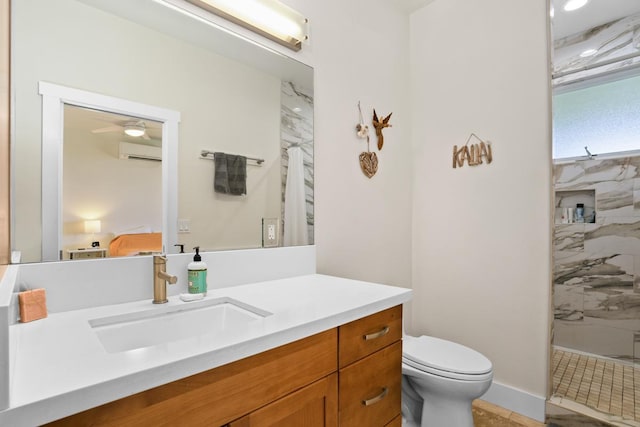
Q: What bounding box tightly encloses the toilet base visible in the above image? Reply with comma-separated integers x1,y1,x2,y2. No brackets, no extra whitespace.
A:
403,364,492,427
420,398,473,427
401,335,493,427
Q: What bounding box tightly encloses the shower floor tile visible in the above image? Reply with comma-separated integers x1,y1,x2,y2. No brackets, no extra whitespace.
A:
552,348,640,424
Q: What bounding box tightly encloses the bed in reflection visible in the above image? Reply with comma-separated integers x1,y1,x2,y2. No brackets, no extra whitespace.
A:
109,232,162,257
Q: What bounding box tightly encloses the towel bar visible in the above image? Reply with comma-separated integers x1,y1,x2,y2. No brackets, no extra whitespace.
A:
200,150,264,165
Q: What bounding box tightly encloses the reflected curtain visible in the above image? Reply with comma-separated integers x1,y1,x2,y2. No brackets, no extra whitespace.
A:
283,146,308,246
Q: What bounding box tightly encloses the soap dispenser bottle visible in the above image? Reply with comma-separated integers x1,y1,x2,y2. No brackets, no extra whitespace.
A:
188,246,207,295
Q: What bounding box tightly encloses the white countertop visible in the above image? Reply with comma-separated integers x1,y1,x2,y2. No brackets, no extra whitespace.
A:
0,274,411,426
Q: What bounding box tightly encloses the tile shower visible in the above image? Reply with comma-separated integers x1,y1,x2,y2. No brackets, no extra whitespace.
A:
554,155,640,362
553,155,640,424
280,81,314,244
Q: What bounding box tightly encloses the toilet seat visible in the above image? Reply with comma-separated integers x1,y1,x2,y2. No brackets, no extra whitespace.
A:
403,335,493,382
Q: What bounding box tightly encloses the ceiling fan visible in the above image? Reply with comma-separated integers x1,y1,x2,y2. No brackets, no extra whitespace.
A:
91,120,150,140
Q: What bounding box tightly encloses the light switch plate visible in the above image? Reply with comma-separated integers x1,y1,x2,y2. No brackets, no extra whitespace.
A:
178,219,190,233
262,218,278,247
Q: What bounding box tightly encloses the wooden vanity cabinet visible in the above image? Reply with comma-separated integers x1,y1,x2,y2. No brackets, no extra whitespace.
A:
45,305,403,427
46,330,337,427
385,414,402,426
228,374,338,427
338,305,403,426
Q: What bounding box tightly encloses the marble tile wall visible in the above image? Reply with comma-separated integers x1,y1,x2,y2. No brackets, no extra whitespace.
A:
280,81,314,245
553,12,640,86
554,156,640,363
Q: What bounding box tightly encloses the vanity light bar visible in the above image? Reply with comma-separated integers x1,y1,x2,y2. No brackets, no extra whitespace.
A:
185,0,308,51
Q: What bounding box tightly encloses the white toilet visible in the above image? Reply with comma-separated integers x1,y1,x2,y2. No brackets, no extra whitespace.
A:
401,335,493,427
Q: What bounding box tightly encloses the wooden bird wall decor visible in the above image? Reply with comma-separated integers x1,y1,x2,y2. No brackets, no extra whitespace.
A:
356,101,378,178
453,133,493,168
372,109,392,150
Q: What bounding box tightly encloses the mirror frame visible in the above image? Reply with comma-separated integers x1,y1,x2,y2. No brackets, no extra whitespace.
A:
38,82,180,261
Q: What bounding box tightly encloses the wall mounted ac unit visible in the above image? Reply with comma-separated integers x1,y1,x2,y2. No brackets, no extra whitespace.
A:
119,141,162,162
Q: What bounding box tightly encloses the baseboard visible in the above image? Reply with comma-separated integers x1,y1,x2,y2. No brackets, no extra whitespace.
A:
480,381,546,422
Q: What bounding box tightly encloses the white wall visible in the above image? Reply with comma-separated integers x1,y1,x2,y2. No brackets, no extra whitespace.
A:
285,0,414,290
409,0,552,418
280,0,551,418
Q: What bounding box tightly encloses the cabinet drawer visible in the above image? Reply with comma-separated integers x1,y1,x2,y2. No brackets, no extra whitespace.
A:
385,414,402,427
339,341,402,427
339,305,402,368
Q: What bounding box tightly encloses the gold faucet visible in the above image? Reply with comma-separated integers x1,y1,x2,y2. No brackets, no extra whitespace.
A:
153,255,177,304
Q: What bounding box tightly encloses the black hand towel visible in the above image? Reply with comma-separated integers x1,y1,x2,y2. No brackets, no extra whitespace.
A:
227,154,247,195
214,152,247,195
213,152,229,194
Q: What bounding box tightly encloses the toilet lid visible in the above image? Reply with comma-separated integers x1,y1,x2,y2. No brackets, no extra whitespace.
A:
403,335,492,376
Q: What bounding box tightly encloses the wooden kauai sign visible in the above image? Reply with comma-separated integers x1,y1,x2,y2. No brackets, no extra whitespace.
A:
453,133,492,168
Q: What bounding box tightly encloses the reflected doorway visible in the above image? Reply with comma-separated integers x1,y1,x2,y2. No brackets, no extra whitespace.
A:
62,106,163,259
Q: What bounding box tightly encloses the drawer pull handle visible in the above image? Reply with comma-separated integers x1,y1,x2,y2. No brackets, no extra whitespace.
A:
363,326,390,341
362,387,388,406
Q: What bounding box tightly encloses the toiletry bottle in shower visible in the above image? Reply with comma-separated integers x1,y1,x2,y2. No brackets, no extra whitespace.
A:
576,203,584,223
188,246,207,295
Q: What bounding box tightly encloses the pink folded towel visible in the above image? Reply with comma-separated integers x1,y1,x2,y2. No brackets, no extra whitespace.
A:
19,289,48,323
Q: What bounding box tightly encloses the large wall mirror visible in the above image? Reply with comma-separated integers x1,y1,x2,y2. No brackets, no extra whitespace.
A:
11,0,314,263
549,0,640,423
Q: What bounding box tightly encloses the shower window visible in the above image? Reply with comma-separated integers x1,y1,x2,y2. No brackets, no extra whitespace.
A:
553,73,640,159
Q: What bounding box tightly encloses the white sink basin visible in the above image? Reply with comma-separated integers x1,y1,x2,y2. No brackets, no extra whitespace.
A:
89,297,271,353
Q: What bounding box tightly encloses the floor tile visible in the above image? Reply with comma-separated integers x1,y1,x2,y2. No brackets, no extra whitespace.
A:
552,348,639,423
472,400,544,427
